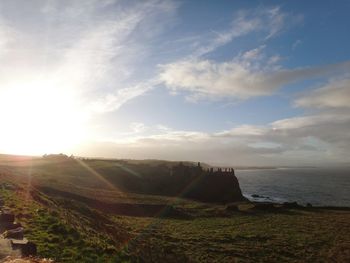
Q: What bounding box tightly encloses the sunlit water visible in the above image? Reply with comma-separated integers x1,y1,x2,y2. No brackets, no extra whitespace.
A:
235,168,350,207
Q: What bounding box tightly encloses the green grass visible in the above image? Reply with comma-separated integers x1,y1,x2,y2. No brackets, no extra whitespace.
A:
0,156,350,262
0,186,131,262
113,209,350,262
1,183,350,262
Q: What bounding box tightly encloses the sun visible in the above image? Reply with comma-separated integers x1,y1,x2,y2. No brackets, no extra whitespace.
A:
0,78,88,156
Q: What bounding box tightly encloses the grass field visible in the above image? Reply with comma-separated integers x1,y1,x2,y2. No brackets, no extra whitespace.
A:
0,155,349,262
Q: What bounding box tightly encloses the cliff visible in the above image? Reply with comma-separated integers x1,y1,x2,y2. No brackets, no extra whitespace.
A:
169,163,246,203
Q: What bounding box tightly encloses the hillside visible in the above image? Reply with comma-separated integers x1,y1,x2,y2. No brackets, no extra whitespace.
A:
0,155,349,262
0,155,245,203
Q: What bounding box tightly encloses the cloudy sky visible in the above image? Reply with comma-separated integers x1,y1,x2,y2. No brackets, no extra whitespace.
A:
0,0,350,166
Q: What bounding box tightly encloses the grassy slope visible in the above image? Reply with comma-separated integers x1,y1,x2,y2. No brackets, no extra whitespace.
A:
0,185,132,262
116,209,350,262
0,155,349,262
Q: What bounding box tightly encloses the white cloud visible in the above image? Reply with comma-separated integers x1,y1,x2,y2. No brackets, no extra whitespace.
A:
0,22,16,57
0,0,178,112
264,6,286,39
154,3,335,110
130,122,147,134
157,5,348,103
156,124,172,132
81,107,350,166
215,125,267,137
193,6,294,58
292,39,302,50
1,1,348,165
0,0,180,154
61,4,350,166
90,80,157,113
241,45,266,61
295,77,350,109
159,57,350,101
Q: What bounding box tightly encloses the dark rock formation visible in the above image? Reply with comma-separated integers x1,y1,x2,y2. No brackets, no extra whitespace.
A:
169,163,246,203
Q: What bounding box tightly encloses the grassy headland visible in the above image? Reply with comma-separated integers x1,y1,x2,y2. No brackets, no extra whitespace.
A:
0,154,349,262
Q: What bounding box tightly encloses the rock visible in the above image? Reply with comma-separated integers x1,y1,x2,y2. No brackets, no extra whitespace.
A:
21,241,37,257
226,204,239,211
10,237,28,246
282,202,300,209
251,194,273,200
171,163,246,203
3,227,24,239
252,203,276,211
4,222,22,231
0,213,15,223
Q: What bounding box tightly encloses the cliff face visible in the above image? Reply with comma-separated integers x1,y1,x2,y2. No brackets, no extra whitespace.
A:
170,163,246,203
184,172,245,203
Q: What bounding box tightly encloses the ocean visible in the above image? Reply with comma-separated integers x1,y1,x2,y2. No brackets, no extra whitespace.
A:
235,167,350,207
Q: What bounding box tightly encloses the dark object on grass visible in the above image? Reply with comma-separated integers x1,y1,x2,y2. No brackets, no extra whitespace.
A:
226,204,239,211
3,227,24,239
0,212,15,223
282,202,301,209
11,238,37,257
306,203,313,208
21,241,37,257
3,222,22,231
252,203,276,211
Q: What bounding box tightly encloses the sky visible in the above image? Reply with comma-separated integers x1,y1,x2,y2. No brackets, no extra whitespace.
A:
0,0,350,166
